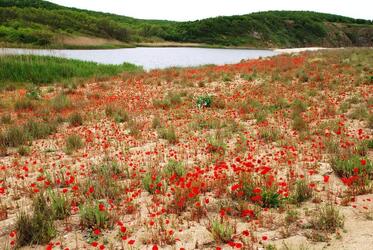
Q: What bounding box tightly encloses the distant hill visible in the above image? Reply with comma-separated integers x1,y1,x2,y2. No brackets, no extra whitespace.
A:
0,0,372,48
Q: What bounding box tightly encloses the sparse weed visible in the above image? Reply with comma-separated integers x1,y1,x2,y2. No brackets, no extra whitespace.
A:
290,180,313,204
210,219,234,243
311,203,344,232
163,160,186,177
51,94,71,111
15,194,56,247
80,201,112,229
158,126,177,144
68,112,83,126
65,134,84,153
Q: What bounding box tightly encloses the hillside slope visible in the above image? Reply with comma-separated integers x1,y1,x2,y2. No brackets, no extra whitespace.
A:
0,0,372,48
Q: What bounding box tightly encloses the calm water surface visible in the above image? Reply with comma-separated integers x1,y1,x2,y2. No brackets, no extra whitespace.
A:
0,47,278,70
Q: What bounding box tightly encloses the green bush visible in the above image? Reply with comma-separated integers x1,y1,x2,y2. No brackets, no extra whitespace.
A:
196,95,213,108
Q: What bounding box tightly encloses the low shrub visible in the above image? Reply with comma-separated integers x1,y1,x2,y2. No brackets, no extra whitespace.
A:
196,95,213,108
68,112,83,126
65,134,84,153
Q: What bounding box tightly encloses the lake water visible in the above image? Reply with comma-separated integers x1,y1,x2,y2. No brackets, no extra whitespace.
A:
0,47,278,70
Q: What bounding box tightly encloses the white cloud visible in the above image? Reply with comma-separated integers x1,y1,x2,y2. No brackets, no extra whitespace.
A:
48,0,373,21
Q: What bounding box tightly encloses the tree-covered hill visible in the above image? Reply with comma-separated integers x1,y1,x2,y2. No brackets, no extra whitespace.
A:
0,0,372,48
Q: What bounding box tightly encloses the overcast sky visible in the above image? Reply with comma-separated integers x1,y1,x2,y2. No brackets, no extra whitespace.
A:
48,0,372,21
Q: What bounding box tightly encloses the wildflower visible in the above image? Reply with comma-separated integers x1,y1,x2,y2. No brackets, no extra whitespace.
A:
323,175,330,183
260,166,271,175
99,203,105,211
241,209,254,218
251,195,262,202
231,183,241,191
93,229,101,235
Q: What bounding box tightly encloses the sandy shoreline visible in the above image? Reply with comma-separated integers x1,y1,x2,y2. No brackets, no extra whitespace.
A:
274,47,327,53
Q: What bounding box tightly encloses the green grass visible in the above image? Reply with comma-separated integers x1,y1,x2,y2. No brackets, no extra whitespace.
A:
158,126,178,144
331,155,372,178
210,219,234,243
65,134,84,153
79,201,112,229
311,203,344,232
0,55,142,89
15,194,56,247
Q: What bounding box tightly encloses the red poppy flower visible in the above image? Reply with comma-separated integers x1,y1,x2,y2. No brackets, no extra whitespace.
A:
323,175,330,183
99,203,105,211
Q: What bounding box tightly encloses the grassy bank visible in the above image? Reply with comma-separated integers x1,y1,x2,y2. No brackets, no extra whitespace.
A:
0,55,142,89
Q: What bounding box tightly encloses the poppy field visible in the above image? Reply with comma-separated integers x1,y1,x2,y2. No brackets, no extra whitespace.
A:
0,48,372,250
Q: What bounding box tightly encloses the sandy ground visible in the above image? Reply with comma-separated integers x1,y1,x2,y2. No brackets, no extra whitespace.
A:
0,49,372,250
274,47,327,53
